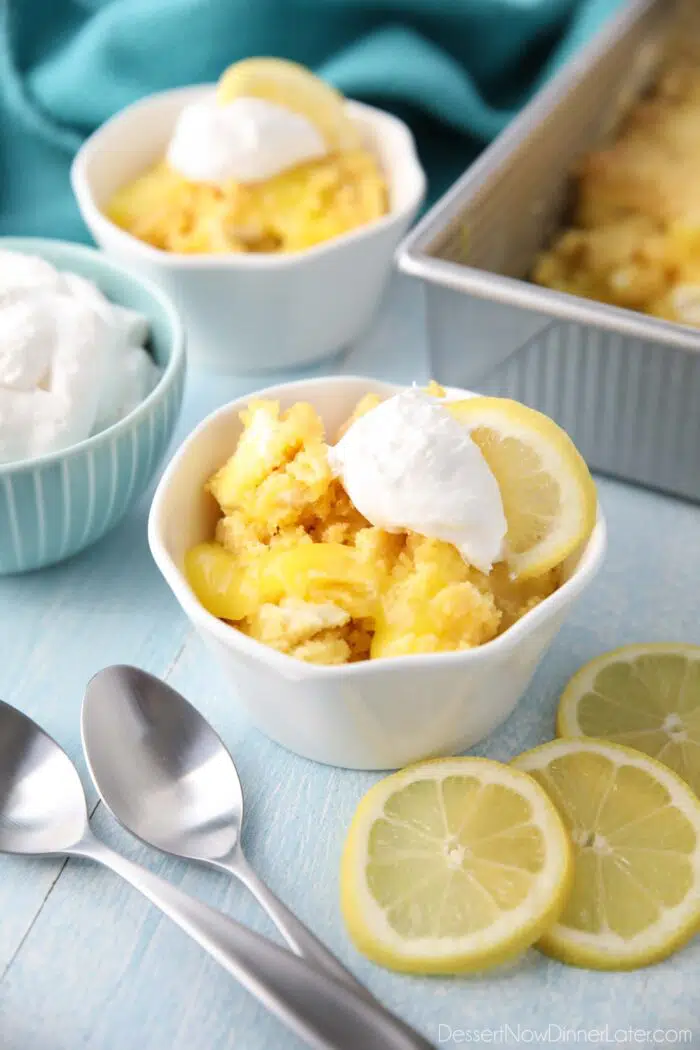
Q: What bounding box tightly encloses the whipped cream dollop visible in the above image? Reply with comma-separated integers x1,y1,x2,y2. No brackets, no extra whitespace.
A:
166,96,327,184
327,389,508,574
0,250,160,464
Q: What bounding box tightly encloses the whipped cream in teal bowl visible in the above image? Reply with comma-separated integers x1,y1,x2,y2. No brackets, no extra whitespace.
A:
0,237,186,574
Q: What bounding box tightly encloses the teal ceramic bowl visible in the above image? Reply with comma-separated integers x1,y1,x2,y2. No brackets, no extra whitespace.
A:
0,238,186,574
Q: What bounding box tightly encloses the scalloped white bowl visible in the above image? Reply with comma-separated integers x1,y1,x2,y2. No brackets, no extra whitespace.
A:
148,375,606,769
72,88,426,374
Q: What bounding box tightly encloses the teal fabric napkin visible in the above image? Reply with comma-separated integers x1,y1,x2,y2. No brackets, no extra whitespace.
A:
0,0,624,242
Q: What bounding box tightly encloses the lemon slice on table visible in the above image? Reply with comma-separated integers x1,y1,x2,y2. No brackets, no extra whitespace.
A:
557,643,700,796
513,739,700,970
340,758,572,974
217,58,361,151
448,398,597,578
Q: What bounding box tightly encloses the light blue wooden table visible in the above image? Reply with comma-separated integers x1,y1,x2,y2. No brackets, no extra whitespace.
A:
1,276,698,1050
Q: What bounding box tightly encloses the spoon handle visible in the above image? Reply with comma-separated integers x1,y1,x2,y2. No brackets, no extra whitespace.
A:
224,848,369,998
76,838,434,1050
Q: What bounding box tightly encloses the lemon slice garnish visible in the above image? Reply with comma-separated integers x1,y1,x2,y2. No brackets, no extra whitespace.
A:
514,738,700,969
340,757,572,973
448,397,597,578
217,58,361,151
557,643,700,795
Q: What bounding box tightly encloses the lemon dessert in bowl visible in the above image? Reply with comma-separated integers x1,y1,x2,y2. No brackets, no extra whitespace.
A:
185,382,598,665
107,58,389,256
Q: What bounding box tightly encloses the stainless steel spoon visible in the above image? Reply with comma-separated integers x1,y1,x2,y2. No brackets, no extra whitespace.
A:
81,665,364,996
0,699,434,1050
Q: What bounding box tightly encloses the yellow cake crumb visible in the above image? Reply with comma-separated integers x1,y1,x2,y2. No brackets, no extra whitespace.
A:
334,393,383,442
241,599,353,665
371,536,502,659
291,633,353,666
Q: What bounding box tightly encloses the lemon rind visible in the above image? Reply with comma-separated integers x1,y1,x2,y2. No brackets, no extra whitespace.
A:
216,57,362,152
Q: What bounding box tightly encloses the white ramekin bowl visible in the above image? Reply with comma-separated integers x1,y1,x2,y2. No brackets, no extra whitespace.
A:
148,375,607,770
71,87,426,374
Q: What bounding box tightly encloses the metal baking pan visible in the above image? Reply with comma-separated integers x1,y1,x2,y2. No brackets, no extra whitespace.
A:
397,0,700,502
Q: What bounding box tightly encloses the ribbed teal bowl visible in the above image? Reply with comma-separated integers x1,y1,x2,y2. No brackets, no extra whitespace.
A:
0,238,186,574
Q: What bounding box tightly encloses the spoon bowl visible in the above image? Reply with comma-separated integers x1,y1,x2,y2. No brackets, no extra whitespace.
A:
82,665,243,863
0,700,88,855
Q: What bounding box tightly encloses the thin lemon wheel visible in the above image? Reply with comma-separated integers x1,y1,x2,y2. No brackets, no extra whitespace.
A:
513,738,700,969
340,757,572,974
557,643,700,796
217,58,361,151
448,398,597,578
